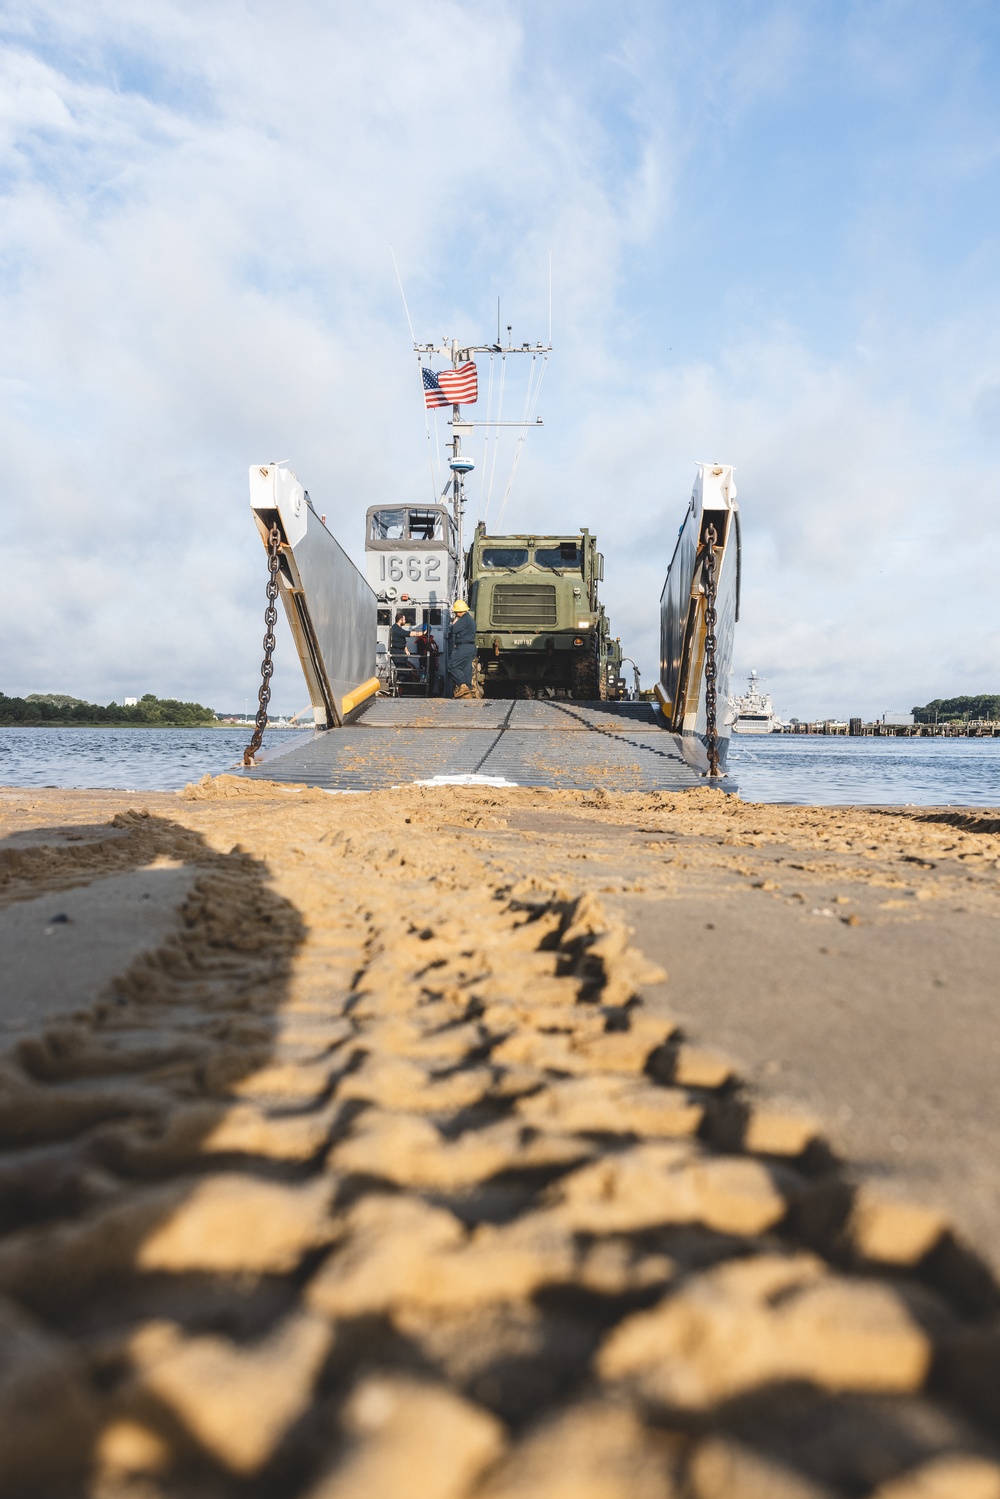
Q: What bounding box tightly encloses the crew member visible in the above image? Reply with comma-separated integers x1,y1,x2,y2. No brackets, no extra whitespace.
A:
412,627,441,692
447,600,476,699
389,613,414,679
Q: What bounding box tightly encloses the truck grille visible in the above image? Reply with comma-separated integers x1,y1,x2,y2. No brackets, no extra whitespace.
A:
490,583,557,628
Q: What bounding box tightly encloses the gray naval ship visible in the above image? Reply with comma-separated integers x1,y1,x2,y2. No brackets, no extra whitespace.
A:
731,670,783,734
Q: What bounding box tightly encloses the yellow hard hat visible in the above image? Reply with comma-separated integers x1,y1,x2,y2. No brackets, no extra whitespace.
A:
452,599,470,613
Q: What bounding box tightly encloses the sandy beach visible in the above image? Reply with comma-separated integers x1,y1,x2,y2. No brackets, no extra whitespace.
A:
1,778,999,1497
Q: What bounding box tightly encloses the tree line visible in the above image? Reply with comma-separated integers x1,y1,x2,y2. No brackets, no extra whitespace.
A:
0,692,217,726
911,695,1000,723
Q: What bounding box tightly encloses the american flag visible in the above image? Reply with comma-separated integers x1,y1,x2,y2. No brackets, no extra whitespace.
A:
422,368,450,409
422,360,478,408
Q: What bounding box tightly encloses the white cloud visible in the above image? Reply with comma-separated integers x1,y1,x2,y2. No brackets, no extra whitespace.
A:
1,0,999,724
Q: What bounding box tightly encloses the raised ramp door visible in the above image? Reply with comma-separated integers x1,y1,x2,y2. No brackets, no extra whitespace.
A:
250,463,377,729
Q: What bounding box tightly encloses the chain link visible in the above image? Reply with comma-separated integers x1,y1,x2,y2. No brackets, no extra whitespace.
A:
702,522,721,778
243,523,281,767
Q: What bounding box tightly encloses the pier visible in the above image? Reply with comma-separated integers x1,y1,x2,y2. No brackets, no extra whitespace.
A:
779,719,1000,737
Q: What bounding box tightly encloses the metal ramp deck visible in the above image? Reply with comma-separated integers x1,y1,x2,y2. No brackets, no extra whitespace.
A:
241,699,730,793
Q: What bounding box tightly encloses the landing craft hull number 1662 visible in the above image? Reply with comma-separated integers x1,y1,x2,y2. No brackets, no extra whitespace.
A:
373,555,444,585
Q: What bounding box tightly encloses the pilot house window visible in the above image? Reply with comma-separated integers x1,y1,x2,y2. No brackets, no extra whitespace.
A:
369,508,446,542
407,510,444,541
370,509,407,541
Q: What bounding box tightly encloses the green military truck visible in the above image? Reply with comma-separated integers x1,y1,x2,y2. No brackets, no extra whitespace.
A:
466,523,625,699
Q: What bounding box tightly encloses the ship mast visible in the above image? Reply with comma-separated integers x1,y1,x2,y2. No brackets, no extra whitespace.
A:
447,338,473,565
413,333,552,583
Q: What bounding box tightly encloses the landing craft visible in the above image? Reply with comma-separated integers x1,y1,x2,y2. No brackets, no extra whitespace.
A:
244,325,740,788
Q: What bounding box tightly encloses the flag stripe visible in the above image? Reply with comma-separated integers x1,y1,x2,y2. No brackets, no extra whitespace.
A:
437,361,478,404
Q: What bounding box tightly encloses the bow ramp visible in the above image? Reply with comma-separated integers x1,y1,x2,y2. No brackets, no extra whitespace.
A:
240,460,739,794
241,696,724,792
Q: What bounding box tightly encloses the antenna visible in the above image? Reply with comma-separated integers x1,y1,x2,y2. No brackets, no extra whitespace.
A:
548,250,552,345
391,246,436,501
389,245,416,343
497,296,501,346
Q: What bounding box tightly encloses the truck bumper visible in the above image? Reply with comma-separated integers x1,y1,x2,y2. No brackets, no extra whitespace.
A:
477,633,589,655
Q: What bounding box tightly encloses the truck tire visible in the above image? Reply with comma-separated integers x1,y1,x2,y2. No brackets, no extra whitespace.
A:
571,649,600,700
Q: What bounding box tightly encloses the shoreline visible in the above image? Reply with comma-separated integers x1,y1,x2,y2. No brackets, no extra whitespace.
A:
0,722,224,730
0,722,304,731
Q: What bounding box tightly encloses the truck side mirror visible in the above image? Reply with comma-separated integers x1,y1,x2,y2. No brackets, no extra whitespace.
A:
597,553,604,581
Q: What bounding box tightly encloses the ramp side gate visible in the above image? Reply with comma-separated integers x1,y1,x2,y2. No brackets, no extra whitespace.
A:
246,464,378,760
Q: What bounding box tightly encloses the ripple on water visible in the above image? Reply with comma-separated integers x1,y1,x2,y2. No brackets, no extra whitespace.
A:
2,725,998,805
728,733,1000,806
0,727,256,792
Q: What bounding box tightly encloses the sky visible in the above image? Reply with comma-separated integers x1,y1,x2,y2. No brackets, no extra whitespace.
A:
2,0,999,720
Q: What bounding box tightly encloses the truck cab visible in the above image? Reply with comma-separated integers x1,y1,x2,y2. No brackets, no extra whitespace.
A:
466,523,620,698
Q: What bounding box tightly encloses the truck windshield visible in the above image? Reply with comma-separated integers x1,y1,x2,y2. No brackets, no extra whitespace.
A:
481,547,529,569
534,544,581,571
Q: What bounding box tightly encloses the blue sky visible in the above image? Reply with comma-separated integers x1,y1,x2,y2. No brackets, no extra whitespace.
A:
2,0,999,718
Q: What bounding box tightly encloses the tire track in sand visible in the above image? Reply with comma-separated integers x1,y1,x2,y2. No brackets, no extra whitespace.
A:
0,780,997,1498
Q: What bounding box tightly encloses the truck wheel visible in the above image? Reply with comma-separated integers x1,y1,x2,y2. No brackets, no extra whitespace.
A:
571,651,599,700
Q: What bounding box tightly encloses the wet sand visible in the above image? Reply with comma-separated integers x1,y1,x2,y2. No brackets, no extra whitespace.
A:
1,779,999,1497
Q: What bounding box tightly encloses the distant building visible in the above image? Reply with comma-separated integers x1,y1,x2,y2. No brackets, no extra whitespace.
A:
124,696,139,707
883,712,914,727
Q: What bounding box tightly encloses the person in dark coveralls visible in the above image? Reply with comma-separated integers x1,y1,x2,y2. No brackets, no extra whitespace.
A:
412,627,440,692
389,613,415,680
447,599,476,698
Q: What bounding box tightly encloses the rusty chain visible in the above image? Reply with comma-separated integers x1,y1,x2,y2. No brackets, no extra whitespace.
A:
243,523,281,767
702,521,721,778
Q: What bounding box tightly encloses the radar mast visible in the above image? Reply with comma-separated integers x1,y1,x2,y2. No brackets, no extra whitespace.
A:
413,332,551,569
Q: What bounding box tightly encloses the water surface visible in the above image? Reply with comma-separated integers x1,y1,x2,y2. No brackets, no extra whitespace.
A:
727,733,1000,806
0,727,257,792
1,724,998,806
